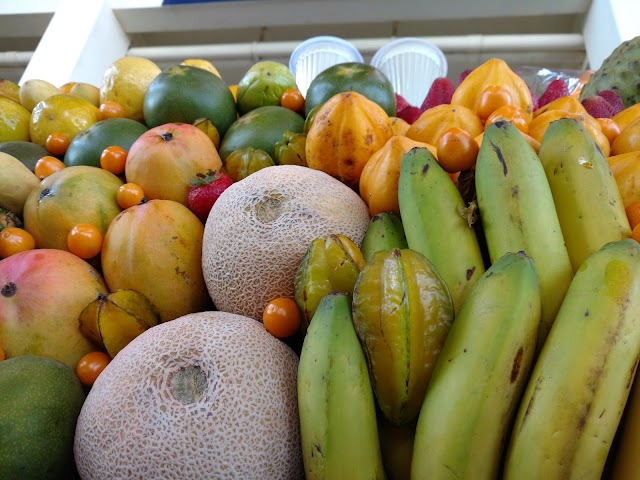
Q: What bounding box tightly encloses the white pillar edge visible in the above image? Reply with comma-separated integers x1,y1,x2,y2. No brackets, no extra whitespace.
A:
19,0,130,87
583,0,640,70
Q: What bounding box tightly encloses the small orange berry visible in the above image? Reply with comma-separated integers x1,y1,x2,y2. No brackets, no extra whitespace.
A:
98,101,126,121
476,85,513,121
263,297,301,338
76,351,111,387
117,183,145,209
100,145,128,175
45,132,71,157
0,227,36,258
437,127,480,173
34,156,65,180
67,223,103,259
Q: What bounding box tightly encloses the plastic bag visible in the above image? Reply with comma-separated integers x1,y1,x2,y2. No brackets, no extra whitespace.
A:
516,65,592,97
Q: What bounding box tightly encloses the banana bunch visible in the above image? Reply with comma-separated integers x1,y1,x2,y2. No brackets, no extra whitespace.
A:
411,251,541,479
297,293,386,480
475,120,574,347
398,147,485,312
360,211,407,263
504,239,640,479
610,368,640,479
538,117,631,271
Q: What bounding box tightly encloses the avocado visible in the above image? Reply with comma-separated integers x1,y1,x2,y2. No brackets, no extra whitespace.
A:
0,355,86,479
218,106,304,161
64,117,148,168
0,141,49,172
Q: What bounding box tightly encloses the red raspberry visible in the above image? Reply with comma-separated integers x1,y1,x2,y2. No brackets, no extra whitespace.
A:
457,68,474,86
395,93,411,112
538,79,570,108
397,106,423,124
596,90,624,116
420,77,455,111
581,95,616,119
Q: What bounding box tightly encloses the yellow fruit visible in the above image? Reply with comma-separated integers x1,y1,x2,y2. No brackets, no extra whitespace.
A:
611,116,640,156
78,289,161,357
0,98,30,142
19,79,60,112
613,103,640,132
99,56,161,122
0,79,21,104
74,311,303,478
229,84,238,101
390,116,410,136
0,152,39,217
70,82,101,107
202,165,370,321
180,58,222,78
29,94,100,146
101,199,210,323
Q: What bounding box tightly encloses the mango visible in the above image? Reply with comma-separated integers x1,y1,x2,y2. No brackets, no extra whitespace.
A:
0,249,106,368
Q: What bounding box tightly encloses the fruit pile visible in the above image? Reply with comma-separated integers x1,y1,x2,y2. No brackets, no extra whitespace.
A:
1,34,640,479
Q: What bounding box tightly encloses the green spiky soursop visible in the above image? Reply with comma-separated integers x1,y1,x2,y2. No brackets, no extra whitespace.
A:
580,35,640,108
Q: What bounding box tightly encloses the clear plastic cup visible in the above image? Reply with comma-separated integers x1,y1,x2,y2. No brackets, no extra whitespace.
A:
370,38,448,107
289,36,364,97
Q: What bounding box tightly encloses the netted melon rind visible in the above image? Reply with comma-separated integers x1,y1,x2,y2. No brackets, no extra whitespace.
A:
74,311,303,480
202,165,370,320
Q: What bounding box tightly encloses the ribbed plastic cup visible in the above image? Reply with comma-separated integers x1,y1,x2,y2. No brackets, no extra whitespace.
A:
289,36,364,97
370,38,448,107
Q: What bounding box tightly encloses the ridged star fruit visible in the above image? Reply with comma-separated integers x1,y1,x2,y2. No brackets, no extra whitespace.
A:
352,248,454,425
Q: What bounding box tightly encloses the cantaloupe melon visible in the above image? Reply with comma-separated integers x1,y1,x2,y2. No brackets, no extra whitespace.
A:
74,311,303,479
201,164,370,320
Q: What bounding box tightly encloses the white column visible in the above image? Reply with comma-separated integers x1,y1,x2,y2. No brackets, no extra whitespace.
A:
583,0,640,69
19,0,130,87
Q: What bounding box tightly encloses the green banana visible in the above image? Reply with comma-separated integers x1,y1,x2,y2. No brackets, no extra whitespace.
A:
610,370,640,480
352,248,454,426
503,239,640,480
411,251,541,480
475,120,574,347
360,211,408,263
398,147,485,312
297,292,386,480
538,117,631,271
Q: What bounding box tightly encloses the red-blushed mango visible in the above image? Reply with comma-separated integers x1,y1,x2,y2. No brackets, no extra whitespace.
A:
0,248,106,368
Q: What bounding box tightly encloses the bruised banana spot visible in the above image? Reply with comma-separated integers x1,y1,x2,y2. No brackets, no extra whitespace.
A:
490,141,508,176
510,346,524,383
466,266,476,280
